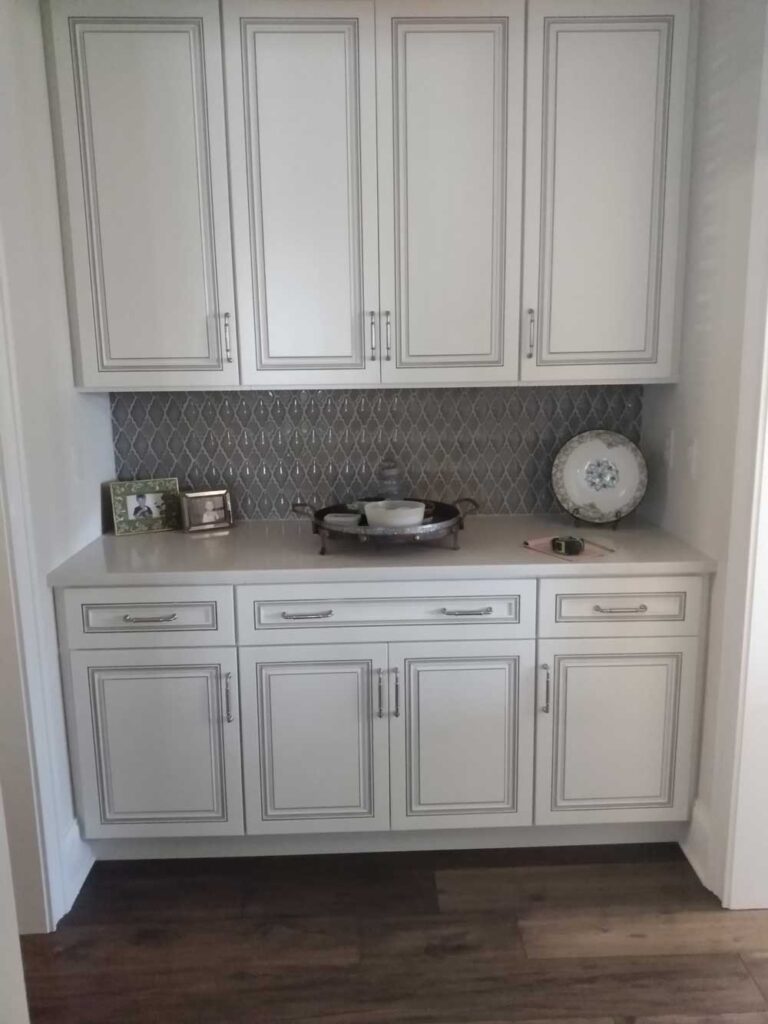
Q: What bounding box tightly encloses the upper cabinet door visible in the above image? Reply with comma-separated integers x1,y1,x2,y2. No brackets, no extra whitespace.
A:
46,0,239,388
376,0,524,385
225,0,381,387
521,0,691,383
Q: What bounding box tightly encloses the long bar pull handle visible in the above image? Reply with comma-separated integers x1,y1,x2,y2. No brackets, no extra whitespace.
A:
526,308,536,359
393,667,400,718
123,613,178,624
384,310,392,361
540,663,551,714
224,672,234,723
593,603,649,615
376,668,384,719
368,310,377,360
280,610,334,620
224,312,233,363
439,606,493,617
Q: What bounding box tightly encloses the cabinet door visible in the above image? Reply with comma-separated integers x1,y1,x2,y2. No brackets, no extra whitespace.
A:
388,641,535,829
521,0,690,382
535,637,699,824
225,0,381,387
376,0,524,385
69,648,243,838
46,0,239,389
240,644,389,833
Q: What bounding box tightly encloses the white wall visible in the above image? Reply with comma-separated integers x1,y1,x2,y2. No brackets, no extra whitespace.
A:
0,783,30,1024
0,0,115,930
643,0,768,898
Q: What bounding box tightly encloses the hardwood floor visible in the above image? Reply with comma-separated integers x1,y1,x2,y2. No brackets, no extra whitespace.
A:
20,844,768,1024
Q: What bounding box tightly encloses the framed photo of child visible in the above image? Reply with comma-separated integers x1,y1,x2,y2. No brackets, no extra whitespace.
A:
109,478,181,536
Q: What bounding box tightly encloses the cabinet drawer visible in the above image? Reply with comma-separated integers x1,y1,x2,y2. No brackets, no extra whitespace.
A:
237,580,536,643
539,577,704,637
59,587,235,649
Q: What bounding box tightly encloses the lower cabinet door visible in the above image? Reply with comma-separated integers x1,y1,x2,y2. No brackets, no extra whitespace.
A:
69,648,243,838
388,641,536,830
535,637,700,825
240,644,390,834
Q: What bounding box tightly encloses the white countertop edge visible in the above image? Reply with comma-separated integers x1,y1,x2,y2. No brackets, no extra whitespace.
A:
47,515,716,588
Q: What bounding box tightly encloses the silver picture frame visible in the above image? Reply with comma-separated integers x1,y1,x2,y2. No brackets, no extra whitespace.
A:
181,489,233,533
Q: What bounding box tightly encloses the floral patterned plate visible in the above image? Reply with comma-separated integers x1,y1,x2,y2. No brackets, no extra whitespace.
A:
551,430,647,524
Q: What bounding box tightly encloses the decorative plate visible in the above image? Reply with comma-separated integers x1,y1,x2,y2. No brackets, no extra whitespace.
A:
551,430,647,524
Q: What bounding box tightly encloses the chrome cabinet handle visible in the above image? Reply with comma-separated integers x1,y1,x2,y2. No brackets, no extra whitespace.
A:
393,667,400,718
376,668,384,719
439,606,493,617
368,310,377,360
280,610,334,620
223,312,233,363
592,603,649,615
122,612,178,624
540,663,551,714
224,672,233,723
383,310,392,361
526,308,536,359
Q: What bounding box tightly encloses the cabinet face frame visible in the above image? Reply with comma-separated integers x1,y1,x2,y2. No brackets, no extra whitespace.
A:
45,0,240,389
239,643,391,833
68,647,243,838
225,0,382,387
535,636,699,825
520,0,691,383
376,0,524,385
388,640,536,829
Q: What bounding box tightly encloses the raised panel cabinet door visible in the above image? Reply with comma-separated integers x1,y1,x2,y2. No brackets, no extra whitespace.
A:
521,0,691,382
45,0,239,389
388,640,535,829
68,648,243,838
376,0,524,384
535,637,700,825
224,0,381,386
240,644,390,833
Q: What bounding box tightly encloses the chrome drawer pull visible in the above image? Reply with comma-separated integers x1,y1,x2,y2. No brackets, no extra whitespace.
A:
122,612,178,624
280,610,334,621
393,667,400,718
439,606,493,617
592,603,649,615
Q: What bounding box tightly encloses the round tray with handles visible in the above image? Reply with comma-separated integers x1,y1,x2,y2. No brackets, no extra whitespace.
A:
291,498,479,554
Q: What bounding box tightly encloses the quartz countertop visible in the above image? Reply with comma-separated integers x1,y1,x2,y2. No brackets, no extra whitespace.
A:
48,515,715,587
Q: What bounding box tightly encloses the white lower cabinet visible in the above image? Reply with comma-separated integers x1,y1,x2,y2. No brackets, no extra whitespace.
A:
535,637,699,825
240,644,390,834
69,648,243,839
389,641,535,829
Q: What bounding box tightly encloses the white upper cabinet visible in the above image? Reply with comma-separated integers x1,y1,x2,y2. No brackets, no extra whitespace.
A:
224,0,381,386
521,0,691,382
376,0,524,384
45,0,239,389
46,0,694,390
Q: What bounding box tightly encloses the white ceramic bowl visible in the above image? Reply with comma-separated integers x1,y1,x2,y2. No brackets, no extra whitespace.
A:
323,512,361,528
364,500,425,528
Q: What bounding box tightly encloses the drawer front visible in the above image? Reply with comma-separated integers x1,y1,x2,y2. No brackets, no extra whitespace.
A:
237,580,537,643
60,586,236,648
539,577,704,637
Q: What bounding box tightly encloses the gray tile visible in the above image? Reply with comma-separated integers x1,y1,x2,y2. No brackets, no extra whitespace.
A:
111,386,643,520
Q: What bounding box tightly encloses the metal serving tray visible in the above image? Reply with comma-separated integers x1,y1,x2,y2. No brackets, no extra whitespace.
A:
292,498,479,555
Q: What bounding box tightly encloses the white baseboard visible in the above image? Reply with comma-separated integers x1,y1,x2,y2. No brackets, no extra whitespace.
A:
57,818,94,923
681,798,720,899
89,821,686,861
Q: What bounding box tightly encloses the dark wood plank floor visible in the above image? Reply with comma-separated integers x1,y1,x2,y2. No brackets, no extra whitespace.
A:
20,844,768,1024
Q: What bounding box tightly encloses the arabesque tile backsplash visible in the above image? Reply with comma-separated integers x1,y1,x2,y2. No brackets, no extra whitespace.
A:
111,387,643,520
